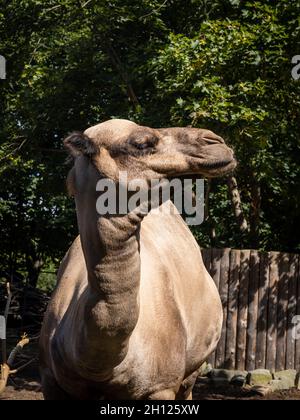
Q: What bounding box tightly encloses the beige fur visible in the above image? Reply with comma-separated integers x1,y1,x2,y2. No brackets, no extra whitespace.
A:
40,119,236,400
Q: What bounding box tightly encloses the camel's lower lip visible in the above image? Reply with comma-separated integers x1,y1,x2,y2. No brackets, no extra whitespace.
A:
166,158,237,179
199,158,235,170
204,159,237,177
190,156,236,173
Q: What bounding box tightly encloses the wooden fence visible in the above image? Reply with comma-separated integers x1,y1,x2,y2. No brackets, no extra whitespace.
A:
201,248,300,372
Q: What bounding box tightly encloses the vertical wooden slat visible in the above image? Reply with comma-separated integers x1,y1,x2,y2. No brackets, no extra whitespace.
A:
286,254,298,369
276,253,289,371
236,249,250,371
207,248,222,366
215,248,230,368
225,249,240,369
210,248,222,291
202,248,211,273
246,250,260,371
296,255,300,371
202,248,299,372
256,252,270,369
266,251,280,372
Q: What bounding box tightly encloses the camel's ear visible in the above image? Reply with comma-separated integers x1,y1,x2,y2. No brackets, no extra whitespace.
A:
63,132,98,157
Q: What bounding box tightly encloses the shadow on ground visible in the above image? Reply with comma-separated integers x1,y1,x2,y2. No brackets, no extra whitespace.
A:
1,374,300,400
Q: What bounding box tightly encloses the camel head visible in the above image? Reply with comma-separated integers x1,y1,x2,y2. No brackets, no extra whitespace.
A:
64,119,236,189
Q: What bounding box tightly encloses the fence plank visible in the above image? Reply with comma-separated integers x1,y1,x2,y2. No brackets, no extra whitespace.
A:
225,249,240,369
246,250,260,371
275,253,289,371
202,247,300,371
266,252,280,372
256,252,270,369
286,254,298,369
215,248,230,368
210,248,222,291
201,248,211,272
236,249,250,370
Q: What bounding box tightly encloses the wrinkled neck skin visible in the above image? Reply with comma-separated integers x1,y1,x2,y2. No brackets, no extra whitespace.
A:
73,177,144,379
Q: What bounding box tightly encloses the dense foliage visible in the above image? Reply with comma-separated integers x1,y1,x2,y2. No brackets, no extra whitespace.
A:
0,0,299,287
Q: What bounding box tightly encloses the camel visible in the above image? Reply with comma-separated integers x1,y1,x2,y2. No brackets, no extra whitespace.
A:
39,119,236,400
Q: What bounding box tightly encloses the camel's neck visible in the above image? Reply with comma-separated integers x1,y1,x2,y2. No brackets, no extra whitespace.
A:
82,212,142,297
75,195,143,374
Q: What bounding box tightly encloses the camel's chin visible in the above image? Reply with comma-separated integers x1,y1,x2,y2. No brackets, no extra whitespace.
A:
173,158,236,180
203,159,237,178
166,159,237,180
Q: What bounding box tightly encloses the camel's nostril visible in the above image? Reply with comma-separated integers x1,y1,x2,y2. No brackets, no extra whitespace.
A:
203,134,225,145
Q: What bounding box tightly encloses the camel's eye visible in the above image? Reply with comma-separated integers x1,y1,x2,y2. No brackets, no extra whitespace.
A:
134,141,151,150
129,135,158,151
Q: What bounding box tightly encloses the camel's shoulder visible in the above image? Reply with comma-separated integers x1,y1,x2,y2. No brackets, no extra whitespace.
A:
56,235,84,281
141,201,200,255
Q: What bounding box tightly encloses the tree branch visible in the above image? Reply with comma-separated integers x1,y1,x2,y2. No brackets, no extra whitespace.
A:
82,0,92,8
204,179,211,221
0,334,31,395
227,176,249,234
0,284,35,395
0,138,27,163
107,44,140,108
139,0,168,19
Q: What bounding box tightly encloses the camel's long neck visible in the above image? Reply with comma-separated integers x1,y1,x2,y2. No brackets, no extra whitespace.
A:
75,196,143,375
83,213,142,300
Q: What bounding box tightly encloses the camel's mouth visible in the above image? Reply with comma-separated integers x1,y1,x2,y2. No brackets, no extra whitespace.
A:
166,157,237,179
199,157,237,177
173,156,237,179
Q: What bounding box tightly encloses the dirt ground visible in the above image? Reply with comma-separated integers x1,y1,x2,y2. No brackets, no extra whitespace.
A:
1,369,300,400
1,331,300,401
1,379,43,400
0,359,43,400
192,383,300,400
2,291,300,401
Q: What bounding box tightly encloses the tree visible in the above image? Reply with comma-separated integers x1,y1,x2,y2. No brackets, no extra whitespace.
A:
0,0,299,287
142,0,300,251
0,0,169,285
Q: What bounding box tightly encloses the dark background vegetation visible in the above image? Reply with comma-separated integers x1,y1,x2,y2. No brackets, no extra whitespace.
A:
0,0,300,289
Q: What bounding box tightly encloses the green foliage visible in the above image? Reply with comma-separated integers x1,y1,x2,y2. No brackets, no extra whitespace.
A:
142,0,300,251
37,261,57,292
0,0,299,289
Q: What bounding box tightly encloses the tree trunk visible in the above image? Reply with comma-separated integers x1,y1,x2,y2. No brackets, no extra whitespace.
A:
26,255,43,288
205,179,216,246
227,176,249,237
106,43,140,109
204,179,211,221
